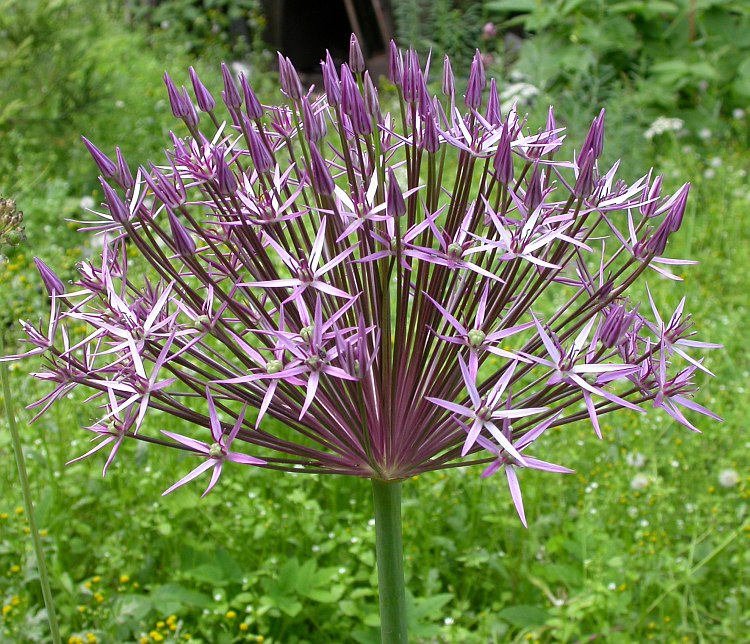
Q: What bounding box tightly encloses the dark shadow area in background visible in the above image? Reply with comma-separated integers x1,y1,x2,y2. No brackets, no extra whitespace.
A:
262,0,389,71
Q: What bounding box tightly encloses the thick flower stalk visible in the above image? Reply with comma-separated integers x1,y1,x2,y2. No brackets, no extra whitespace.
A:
3,38,719,642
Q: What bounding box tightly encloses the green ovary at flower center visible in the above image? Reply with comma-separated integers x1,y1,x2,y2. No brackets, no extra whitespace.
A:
193,314,210,330
208,442,224,458
476,405,491,422
305,355,322,370
467,329,486,348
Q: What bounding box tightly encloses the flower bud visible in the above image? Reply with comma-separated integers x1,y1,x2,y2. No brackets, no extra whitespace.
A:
599,304,629,348
213,147,238,195
164,71,187,118
189,66,216,112
421,110,440,154
349,33,365,73
493,121,514,185
386,169,405,218
667,183,689,233
100,178,129,224
486,78,501,126
546,105,556,133
363,71,381,121
245,118,274,175
180,86,200,127
525,165,543,212
34,257,65,296
322,51,341,106
302,97,325,144
640,174,663,218
0,198,24,249
115,147,134,191
309,144,335,196
573,149,596,199
221,63,243,110
465,55,484,110
168,210,196,256
278,54,303,100
581,108,605,160
145,165,185,209
442,55,455,98
82,136,117,178
240,73,263,120
403,50,421,104
388,40,403,86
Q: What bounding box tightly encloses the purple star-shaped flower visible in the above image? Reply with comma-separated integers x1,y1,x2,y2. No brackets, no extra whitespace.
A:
162,389,265,496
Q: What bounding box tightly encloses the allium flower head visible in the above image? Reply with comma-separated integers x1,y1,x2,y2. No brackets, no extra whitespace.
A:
4,42,719,525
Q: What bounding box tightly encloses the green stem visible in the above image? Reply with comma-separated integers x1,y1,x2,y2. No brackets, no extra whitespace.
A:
0,333,61,644
372,479,408,644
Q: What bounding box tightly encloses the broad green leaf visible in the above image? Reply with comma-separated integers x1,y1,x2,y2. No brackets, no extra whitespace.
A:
498,604,550,627
150,583,212,610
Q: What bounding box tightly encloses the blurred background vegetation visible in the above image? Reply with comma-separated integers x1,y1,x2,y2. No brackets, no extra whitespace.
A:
1,1,748,642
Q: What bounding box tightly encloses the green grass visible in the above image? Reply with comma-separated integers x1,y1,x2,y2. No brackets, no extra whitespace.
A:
1,135,748,643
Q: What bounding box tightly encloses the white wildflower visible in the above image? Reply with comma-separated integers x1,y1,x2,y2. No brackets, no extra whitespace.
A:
625,452,646,468
718,468,740,488
501,82,539,112
630,473,650,490
643,117,684,140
